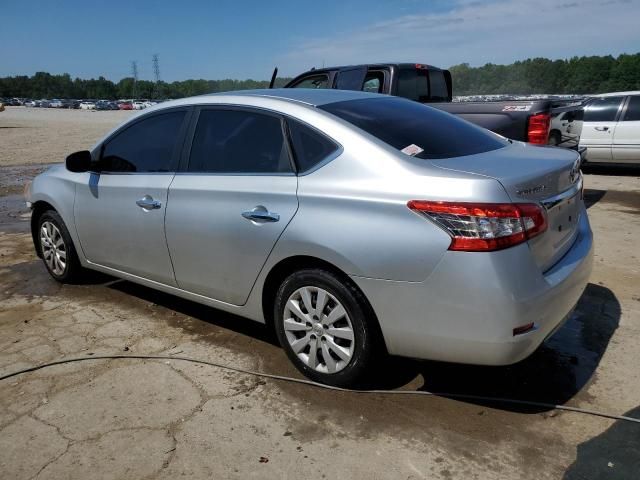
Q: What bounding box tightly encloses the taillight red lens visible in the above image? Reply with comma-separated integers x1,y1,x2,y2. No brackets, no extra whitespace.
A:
407,201,547,252
527,113,551,144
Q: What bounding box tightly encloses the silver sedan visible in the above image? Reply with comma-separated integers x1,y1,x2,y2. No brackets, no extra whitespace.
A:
26,89,593,386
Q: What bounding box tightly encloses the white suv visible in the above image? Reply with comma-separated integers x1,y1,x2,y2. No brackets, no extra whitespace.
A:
580,91,640,164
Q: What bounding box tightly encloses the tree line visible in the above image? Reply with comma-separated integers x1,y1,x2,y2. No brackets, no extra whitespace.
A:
0,72,292,100
450,53,640,95
1,53,639,99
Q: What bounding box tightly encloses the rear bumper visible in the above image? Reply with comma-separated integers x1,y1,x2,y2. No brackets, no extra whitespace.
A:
352,207,594,365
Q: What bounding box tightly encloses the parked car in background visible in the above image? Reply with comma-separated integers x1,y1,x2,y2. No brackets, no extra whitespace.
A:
39,99,51,108
26,89,592,387
49,99,64,108
64,99,81,109
80,101,96,110
549,106,583,148
24,99,37,107
118,102,133,110
580,91,640,165
132,101,146,110
285,63,557,145
95,100,119,111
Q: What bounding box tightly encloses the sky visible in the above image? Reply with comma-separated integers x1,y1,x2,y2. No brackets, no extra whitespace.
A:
1,0,639,82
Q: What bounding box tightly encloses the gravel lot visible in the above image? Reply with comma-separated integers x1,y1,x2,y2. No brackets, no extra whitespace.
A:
1,106,639,479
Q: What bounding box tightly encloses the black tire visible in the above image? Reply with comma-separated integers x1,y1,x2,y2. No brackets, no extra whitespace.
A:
549,131,562,146
274,268,378,387
37,210,85,283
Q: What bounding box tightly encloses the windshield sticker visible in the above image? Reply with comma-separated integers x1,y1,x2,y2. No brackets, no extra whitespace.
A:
502,105,532,112
401,144,424,156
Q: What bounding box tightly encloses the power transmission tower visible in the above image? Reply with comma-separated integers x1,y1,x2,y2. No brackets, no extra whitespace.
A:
131,61,138,99
152,54,161,99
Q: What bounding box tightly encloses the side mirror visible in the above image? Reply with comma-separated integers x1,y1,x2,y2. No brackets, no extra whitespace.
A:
65,150,92,173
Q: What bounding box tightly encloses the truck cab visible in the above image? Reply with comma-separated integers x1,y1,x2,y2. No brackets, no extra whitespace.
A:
285,63,453,103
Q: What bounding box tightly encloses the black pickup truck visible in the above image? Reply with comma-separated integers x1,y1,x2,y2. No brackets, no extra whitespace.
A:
284,63,554,145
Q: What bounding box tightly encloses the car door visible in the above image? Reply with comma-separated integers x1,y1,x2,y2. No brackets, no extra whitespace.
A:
579,96,624,162
74,108,190,285
165,107,298,305
612,95,640,163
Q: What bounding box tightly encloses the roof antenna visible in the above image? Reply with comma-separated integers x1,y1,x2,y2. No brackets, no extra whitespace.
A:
269,67,278,89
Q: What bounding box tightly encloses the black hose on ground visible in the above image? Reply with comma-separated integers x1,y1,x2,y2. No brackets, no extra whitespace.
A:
1,354,638,424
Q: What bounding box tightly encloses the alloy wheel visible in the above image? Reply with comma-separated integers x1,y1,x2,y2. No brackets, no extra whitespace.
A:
40,221,67,276
283,286,355,374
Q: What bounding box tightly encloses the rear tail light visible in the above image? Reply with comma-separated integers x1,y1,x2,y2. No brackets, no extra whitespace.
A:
527,113,551,144
407,201,547,252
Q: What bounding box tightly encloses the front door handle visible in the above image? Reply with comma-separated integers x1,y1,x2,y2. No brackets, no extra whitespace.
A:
594,126,609,132
241,206,280,223
136,195,162,210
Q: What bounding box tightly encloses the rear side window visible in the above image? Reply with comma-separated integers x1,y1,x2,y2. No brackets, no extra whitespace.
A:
428,70,449,102
290,75,329,89
287,119,339,173
623,96,640,121
188,109,292,174
584,97,624,122
320,97,507,160
396,68,429,102
99,111,186,172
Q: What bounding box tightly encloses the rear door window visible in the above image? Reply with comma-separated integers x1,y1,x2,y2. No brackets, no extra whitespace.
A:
623,96,640,121
320,96,506,159
396,68,430,102
428,70,449,102
98,111,186,172
188,109,292,174
287,119,339,173
290,74,330,89
583,97,624,122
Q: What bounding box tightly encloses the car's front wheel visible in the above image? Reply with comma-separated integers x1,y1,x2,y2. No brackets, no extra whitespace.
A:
37,210,85,283
274,269,378,387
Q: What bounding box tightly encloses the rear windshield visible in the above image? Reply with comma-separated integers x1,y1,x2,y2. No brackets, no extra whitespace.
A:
319,97,507,159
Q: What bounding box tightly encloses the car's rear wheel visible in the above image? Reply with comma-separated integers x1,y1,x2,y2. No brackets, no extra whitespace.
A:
274,269,377,387
38,210,85,283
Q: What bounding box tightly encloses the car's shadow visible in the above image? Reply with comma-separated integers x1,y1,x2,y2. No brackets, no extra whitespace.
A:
107,280,619,414
582,164,640,176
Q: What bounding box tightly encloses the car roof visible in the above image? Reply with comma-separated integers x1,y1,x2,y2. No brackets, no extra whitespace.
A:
159,88,383,109
591,91,640,97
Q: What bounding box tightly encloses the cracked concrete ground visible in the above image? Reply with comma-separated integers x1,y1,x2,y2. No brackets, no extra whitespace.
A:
1,109,639,479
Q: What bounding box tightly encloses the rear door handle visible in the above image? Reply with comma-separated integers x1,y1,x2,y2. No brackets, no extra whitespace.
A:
136,195,162,210
594,126,609,132
242,206,280,223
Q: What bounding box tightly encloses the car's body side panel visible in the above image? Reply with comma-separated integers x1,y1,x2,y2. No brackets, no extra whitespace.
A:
74,172,177,286
165,175,299,305
29,165,82,257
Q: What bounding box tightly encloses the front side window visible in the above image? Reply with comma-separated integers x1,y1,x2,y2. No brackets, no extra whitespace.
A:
583,96,624,122
98,111,186,172
290,75,329,89
623,96,640,121
320,97,507,159
188,109,292,174
287,119,339,173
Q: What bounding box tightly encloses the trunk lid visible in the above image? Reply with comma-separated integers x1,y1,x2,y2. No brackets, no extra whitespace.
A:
432,143,583,271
